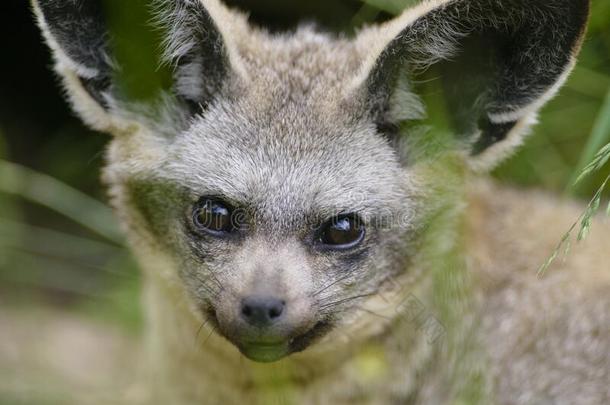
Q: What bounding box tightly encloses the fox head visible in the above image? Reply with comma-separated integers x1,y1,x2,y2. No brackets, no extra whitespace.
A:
33,0,589,362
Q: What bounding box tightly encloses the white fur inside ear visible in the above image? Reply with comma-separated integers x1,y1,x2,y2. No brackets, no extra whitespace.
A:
58,67,131,133
174,56,207,101
348,0,458,96
471,59,576,171
468,113,538,172
388,75,427,122
153,0,249,82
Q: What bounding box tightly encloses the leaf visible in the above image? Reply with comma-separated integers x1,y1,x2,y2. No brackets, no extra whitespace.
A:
576,217,591,242
537,248,559,276
562,239,571,263
591,193,601,214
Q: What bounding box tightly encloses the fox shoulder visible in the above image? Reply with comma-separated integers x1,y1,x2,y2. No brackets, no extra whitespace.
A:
467,180,610,404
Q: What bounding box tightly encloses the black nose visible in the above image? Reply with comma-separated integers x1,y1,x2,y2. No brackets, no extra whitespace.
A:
241,296,285,327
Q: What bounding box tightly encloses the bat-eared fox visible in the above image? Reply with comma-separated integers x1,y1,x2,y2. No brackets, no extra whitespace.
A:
31,0,609,403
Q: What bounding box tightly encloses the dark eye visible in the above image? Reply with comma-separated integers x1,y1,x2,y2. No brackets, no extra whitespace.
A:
318,214,365,249
192,198,235,235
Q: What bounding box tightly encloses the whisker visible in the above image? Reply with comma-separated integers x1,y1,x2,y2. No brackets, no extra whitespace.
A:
355,305,392,320
209,272,224,290
313,273,352,297
197,283,221,298
319,291,377,310
202,324,216,347
193,273,241,302
194,318,210,345
192,273,223,296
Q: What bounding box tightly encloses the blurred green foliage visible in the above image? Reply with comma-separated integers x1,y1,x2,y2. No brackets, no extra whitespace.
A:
105,0,173,103
0,0,608,335
0,157,141,332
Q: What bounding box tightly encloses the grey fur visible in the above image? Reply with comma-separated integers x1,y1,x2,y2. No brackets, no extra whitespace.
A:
32,0,609,404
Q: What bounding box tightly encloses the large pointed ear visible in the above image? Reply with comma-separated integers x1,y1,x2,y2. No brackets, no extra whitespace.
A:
31,0,244,134
353,0,590,170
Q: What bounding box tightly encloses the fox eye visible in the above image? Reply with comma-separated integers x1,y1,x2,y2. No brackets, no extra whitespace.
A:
318,214,365,249
193,198,235,235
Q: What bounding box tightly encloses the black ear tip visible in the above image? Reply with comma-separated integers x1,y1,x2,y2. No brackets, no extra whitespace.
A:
568,0,592,25
35,0,112,107
580,0,592,31
36,0,109,71
563,0,592,54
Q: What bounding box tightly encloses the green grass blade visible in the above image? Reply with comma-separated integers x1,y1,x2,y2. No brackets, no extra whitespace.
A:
0,218,125,261
568,88,610,193
0,159,122,243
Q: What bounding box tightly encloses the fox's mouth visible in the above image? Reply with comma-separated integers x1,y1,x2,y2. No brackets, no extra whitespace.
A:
238,340,289,362
202,306,332,362
237,320,332,362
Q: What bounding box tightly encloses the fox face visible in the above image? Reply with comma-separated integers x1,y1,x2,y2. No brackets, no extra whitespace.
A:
120,40,417,361
33,0,589,362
